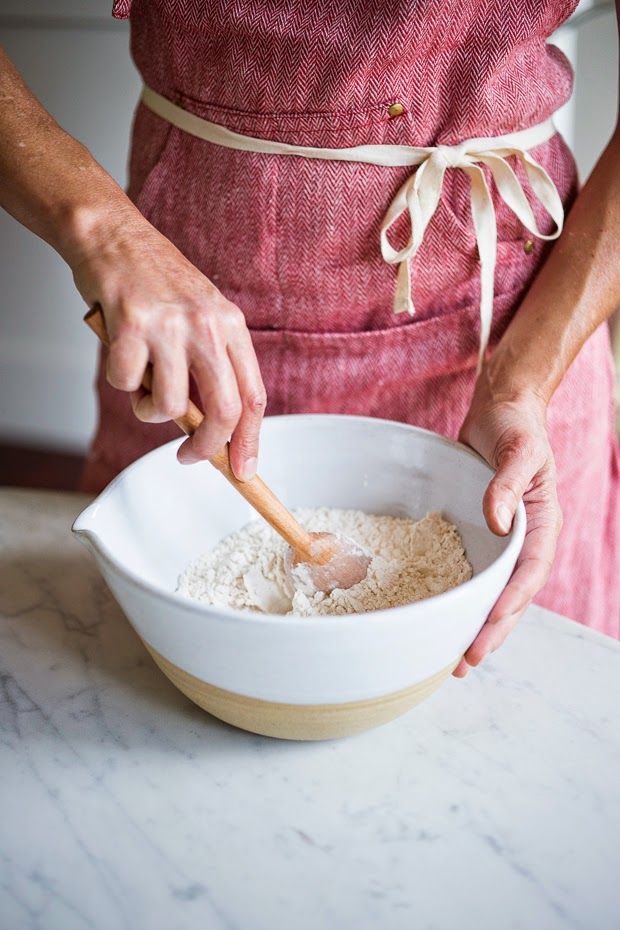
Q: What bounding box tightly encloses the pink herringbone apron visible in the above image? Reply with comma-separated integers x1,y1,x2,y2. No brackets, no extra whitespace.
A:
83,0,620,636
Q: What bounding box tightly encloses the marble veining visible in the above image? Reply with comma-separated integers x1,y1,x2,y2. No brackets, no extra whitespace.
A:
0,489,619,930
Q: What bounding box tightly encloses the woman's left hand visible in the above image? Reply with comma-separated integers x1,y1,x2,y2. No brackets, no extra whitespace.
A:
453,380,563,677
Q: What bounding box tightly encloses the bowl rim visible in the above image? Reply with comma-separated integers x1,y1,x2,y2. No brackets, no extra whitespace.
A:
73,413,526,629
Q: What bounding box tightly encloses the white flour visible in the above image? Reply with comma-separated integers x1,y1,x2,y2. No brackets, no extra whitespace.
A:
177,508,472,616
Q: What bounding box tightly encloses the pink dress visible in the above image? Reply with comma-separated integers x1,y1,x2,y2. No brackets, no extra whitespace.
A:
83,0,620,637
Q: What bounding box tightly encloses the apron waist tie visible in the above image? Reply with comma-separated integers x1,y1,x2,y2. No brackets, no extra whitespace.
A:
141,84,564,373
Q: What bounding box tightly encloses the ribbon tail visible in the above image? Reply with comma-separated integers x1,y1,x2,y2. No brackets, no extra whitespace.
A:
476,150,564,242
394,258,415,315
464,164,497,374
520,150,565,237
380,175,415,265
382,156,446,318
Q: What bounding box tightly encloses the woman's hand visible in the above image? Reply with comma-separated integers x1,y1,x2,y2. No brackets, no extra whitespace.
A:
0,46,267,478
71,211,267,480
454,380,562,677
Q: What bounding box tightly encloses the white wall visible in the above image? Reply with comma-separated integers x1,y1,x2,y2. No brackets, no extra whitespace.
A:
553,0,618,180
0,0,617,452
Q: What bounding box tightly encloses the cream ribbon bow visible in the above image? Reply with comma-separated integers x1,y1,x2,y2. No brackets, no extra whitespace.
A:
141,87,565,371
380,131,565,371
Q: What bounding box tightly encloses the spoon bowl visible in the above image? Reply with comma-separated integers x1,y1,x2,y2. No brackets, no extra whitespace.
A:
286,532,372,595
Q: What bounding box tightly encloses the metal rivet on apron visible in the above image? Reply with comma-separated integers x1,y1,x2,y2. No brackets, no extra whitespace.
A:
523,238,534,254
387,102,405,118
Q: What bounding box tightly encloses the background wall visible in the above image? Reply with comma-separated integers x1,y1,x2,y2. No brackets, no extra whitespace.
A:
0,0,618,453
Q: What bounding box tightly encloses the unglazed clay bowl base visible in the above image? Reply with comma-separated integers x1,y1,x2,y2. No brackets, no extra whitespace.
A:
144,640,459,740
73,415,525,741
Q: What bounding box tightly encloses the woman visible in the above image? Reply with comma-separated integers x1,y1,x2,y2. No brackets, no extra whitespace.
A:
1,0,618,675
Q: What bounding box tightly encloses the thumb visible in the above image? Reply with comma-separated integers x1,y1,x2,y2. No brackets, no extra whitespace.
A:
483,437,539,536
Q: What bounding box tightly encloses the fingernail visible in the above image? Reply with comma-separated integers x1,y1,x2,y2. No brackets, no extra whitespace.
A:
496,502,513,533
239,457,258,481
179,450,199,465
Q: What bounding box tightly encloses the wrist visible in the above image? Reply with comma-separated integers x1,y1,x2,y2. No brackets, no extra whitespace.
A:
475,350,550,414
53,181,145,270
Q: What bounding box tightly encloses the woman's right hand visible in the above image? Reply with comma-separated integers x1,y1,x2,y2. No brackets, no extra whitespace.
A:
1,47,266,478
70,212,267,480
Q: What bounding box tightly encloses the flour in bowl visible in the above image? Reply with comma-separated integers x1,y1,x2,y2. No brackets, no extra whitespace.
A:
177,508,472,616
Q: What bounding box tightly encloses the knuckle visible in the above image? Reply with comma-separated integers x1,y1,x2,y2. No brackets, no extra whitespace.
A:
542,555,554,576
118,302,149,335
220,301,246,331
157,309,184,340
115,322,140,344
190,310,221,351
213,398,242,426
511,580,537,607
245,387,267,413
535,562,554,589
186,302,202,322
233,434,258,457
188,303,215,332
522,553,554,583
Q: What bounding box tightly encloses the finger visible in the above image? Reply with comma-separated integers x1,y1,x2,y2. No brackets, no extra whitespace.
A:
227,329,267,481
488,482,561,623
487,531,555,622
452,657,470,678
106,332,149,393
178,355,242,464
464,604,528,667
151,345,189,420
130,387,148,419
132,347,189,424
131,385,183,424
483,438,541,536
131,389,168,423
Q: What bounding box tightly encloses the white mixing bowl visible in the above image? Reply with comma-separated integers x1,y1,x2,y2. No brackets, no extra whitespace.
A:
73,414,525,740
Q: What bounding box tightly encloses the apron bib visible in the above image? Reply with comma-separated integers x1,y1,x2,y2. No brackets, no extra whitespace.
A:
83,0,619,637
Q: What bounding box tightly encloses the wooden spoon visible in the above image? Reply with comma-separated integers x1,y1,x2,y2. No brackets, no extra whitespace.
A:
84,305,371,594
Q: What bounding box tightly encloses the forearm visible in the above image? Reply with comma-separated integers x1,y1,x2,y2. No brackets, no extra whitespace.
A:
484,129,620,404
0,46,142,268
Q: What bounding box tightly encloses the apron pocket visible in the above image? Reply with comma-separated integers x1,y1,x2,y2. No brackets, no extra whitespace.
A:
249,289,520,427
175,90,398,148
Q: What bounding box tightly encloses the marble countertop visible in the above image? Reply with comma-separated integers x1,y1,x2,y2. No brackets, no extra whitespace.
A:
1,488,619,930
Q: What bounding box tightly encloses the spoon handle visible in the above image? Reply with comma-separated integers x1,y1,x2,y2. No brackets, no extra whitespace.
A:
84,305,314,557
